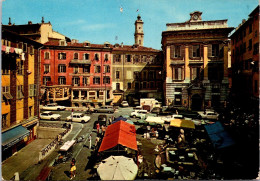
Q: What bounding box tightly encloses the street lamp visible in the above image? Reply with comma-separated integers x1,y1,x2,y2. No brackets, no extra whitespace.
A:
103,72,106,105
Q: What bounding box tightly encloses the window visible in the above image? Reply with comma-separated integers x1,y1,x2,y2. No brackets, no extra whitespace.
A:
44,52,50,59
59,40,66,46
83,77,89,85
104,54,109,61
248,39,252,51
2,86,12,101
73,66,79,74
175,88,182,92
170,45,181,58
243,43,246,53
29,84,37,97
2,62,9,75
58,64,66,73
134,55,140,63
74,53,79,60
134,71,140,79
29,106,33,117
192,45,200,57
58,77,66,85
142,82,147,89
17,85,24,99
249,24,252,34
253,43,259,55
2,114,8,128
142,55,146,62
17,61,24,75
23,43,27,52
149,82,154,88
115,55,121,62
29,46,34,54
135,82,139,89
43,76,51,85
94,53,99,60
93,77,100,84
208,64,223,81
58,53,66,60
83,65,90,73
95,65,101,73
127,82,132,89
191,67,200,80
174,67,183,80
84,53,89,60
116,71,120,79
44,64,50,73
116,83,120,90
103,76,110,84
72,77,80,85
148,71,155,80
212,44,219,57
104,65,110,73
142,71,147,79
126,55,131,62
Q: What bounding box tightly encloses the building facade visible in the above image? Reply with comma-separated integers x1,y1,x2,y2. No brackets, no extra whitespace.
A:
111,44,163,106
2,28,42,160
111,15,163,106
230,6,259,110
162,11,234,110
3,17,68,44
41,40,113,107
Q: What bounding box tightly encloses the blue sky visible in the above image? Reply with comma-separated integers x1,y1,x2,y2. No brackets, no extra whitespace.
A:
1,0,258,50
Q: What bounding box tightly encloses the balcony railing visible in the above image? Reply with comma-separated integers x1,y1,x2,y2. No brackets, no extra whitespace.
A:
70,59,91,64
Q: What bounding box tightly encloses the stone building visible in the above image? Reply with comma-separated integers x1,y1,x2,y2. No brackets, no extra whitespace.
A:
1,27,42,160
161,11,234,110
230,6,259,110
111,15,163,106
41,40,113,107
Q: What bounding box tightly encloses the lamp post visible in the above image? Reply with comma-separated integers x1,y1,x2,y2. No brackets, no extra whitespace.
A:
103,72,106,105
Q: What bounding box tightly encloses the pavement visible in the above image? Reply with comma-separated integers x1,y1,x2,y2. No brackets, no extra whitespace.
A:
2,122,97,180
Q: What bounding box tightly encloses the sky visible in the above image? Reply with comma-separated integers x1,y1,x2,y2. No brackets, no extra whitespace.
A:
1,0,258,50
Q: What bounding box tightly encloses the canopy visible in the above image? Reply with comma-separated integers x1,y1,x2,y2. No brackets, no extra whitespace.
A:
97,156,138,180
60,140,76,151
99,121,137,152
170,119,195,129
146,116,164,124
204,121,235,149
2,125,30,150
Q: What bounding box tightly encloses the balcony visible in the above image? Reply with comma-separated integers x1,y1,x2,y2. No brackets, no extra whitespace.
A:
70,59,91,64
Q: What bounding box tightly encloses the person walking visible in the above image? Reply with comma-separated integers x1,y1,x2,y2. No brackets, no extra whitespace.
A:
96,122,100,135
88,134,92,149
70,161,76,179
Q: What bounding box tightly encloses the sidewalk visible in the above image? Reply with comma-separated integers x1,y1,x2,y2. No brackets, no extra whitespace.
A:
2,124,84,180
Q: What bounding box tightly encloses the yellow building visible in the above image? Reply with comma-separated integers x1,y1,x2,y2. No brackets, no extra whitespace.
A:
1,28,42,160
162,11,234,110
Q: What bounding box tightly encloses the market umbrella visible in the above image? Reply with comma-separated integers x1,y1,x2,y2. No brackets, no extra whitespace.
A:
126,120,134,125
97,156,138,180
112,116,127,124
170,119,195,129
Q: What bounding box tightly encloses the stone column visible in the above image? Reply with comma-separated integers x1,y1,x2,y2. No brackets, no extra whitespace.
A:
222,43,229,84
203,44,209,82
184,45,190,83
166,45,172,83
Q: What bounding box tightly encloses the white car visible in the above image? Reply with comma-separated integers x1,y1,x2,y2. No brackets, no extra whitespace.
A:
41,103,66,111
121,101,129,107
198,111,219,119
40,111,61,121
130,110,148,119
162,114,184,122
66,113,90,123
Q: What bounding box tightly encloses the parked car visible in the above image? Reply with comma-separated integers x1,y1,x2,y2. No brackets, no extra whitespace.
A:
41,103,66,111
66,113,90,123
121,101,129,107
151,107,162,115
163,114,184,122
198,111,219,119
159,106,179,116
40,111,61,121
93,106,115,113
133,106,142,110
130,110,148,119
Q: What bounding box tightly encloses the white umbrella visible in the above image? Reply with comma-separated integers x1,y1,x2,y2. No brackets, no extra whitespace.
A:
97,156,138,180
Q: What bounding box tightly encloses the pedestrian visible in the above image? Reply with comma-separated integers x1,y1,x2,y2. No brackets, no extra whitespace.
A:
88,134,92,149
70,163,76,179
96,122,100,135
71,158,76,167
94,136,100,150
101,125,106,136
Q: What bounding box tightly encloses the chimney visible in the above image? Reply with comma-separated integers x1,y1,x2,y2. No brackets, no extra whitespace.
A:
28,21,32,25
42,17,44,23
71,39,78,44
8,17,11,26
121,42,124,47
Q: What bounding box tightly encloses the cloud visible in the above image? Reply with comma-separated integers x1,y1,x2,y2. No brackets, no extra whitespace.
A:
80,23,115,31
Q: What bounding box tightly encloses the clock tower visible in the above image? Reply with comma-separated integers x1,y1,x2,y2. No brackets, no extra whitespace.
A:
134,14,144,46
189,11,202,22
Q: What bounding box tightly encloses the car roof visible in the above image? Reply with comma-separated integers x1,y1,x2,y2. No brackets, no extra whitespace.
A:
47,103,58,105
72,113,83,115
42,111,52,113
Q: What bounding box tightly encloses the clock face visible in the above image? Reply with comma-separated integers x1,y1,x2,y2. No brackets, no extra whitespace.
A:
193,14,199,20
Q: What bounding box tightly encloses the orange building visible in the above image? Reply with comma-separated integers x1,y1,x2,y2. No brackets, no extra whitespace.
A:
230,6,259,110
